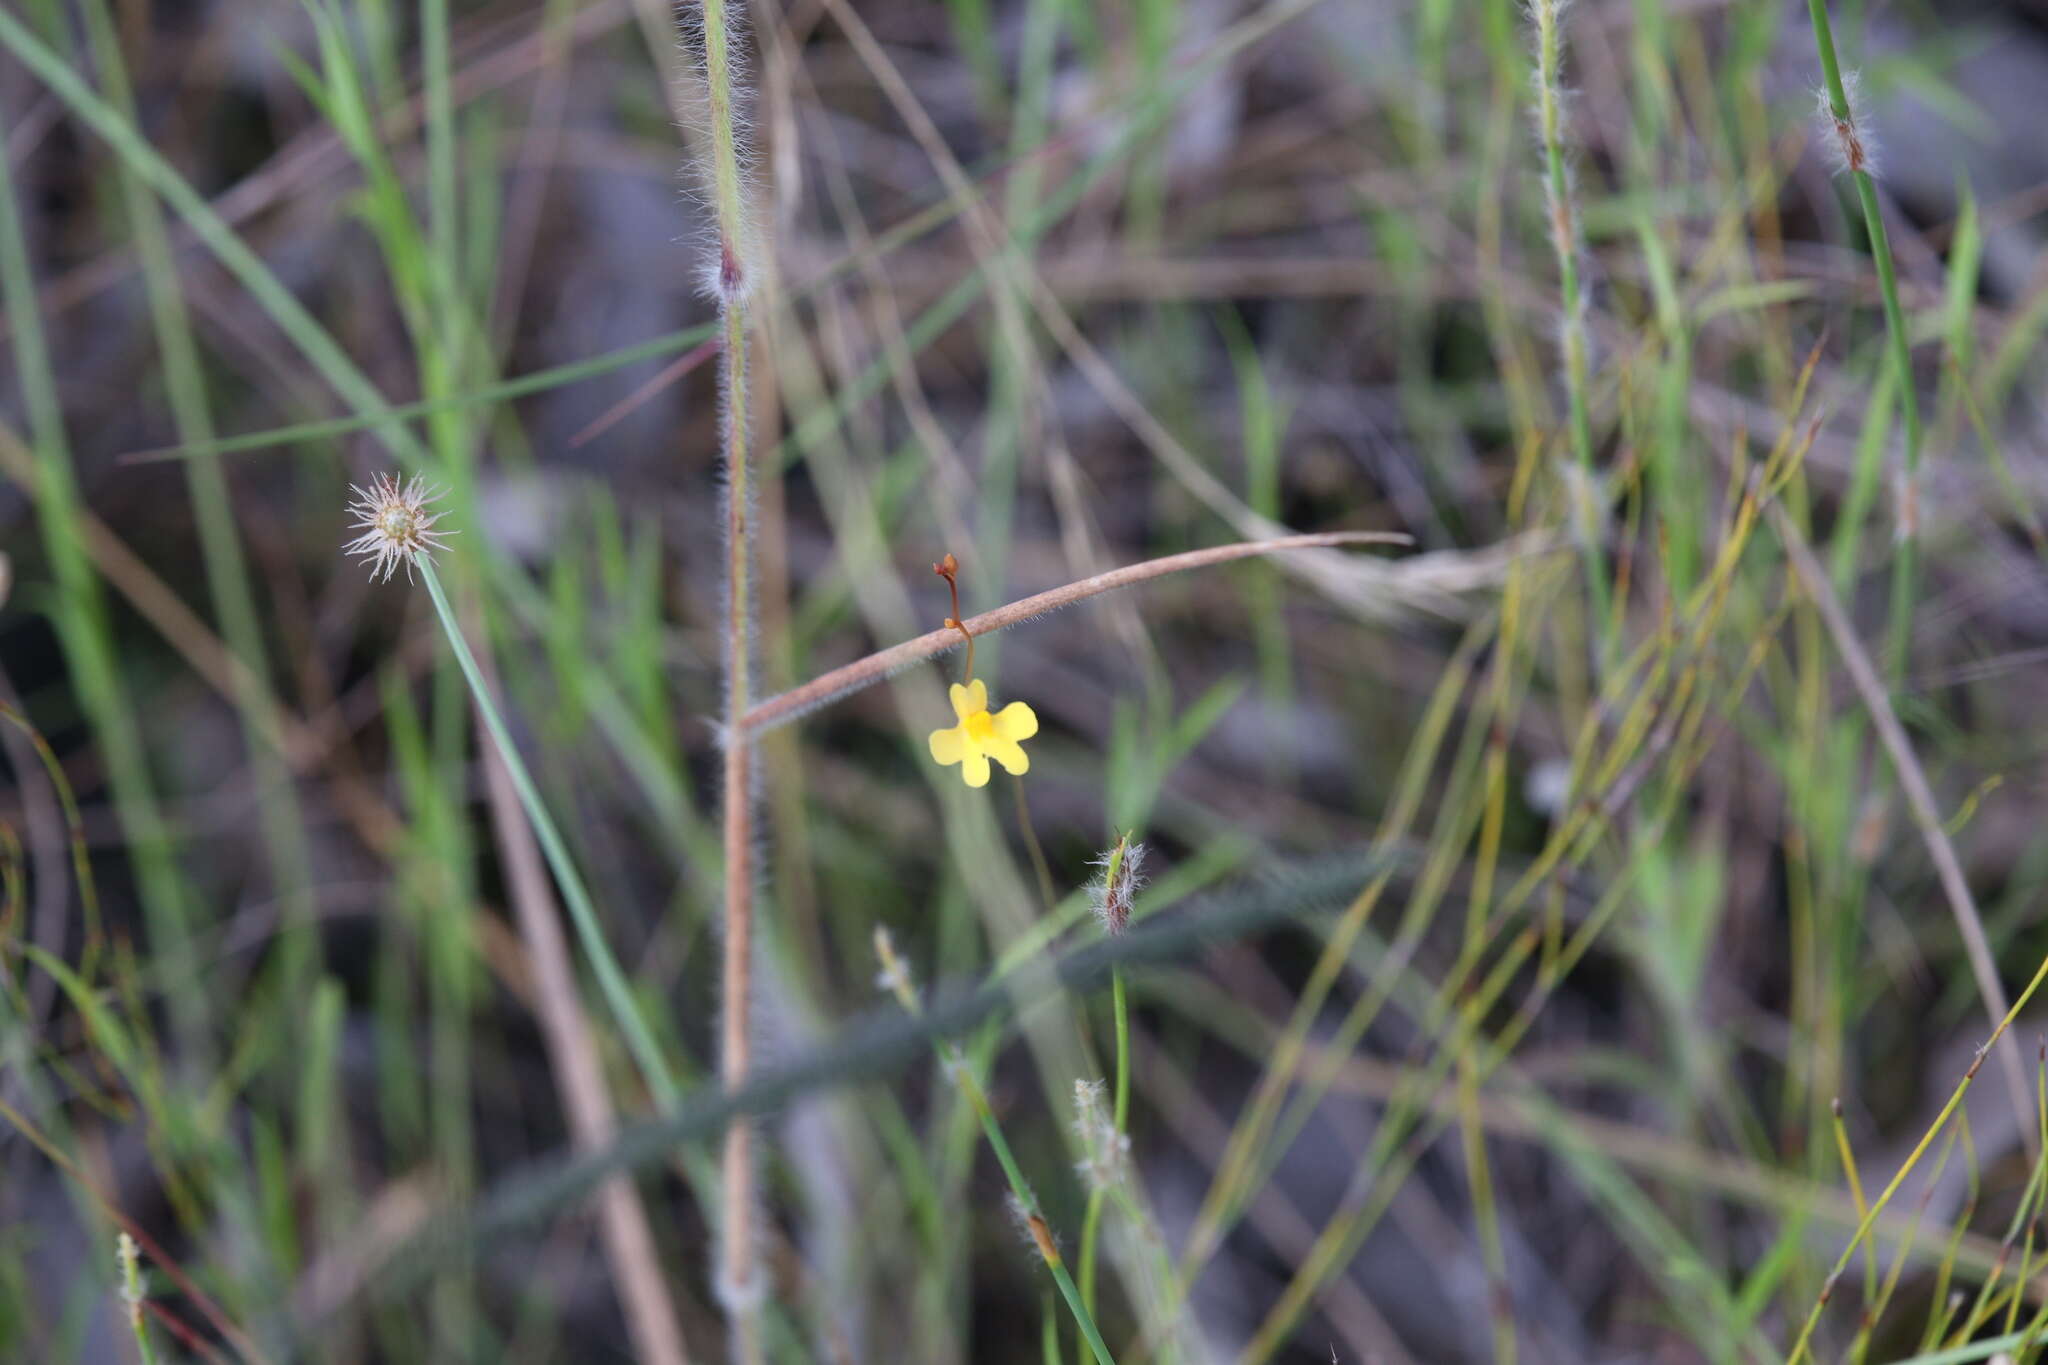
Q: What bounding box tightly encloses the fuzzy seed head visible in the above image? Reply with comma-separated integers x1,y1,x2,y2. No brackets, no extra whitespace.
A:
343,472,453,583
873,925,918,1009
1557,461,1608,551
1089,836,1146,936
116,1232,144,1324
1815,72,1879,178
1004,1190,1060,1264
1072,1078,1130,1193
1892,465,1919,545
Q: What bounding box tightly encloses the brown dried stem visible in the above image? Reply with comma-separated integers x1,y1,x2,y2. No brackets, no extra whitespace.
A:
1771,502,2035,1156
739,532,1411,737
478,715,692,1365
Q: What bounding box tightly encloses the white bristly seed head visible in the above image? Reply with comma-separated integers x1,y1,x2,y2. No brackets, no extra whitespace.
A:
873,925,918,1006
343,472,454,583
1815,71,1880,178
117,1232,143,1324
1071,1078,1130,1193
1089,836,1146,937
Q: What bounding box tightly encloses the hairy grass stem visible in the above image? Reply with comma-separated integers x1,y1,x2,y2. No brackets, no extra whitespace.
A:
683,0,769,1345
741,532,1409,734
1528,0,1612,642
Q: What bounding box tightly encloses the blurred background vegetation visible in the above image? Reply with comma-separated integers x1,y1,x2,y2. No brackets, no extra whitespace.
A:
4,0,2048,1360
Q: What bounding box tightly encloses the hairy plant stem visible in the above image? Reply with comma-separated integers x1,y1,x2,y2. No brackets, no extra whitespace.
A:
1805,0,1922,685
717,297,762,1356
695,0,764,1346
1531,0,1612,646
740,532,1409,734
417,557,678,1107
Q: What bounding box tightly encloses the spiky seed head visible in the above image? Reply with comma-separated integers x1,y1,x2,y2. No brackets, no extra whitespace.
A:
1089,835,1146,937
344,472,453,583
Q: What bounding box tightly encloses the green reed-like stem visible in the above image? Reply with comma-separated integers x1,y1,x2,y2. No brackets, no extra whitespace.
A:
1078,968,1128,1317
418,557,678,1107
874,933,1116,1362
1784,946,2048,1363
1805,0,1922,685
963,1067,1118,1365
119,1235,159,1365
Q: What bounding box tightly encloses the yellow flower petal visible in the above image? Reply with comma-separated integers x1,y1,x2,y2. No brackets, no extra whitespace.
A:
929,724,966,766
991,701,1038,743
983,734,1029,776
949,678,988,721
960,749,992,787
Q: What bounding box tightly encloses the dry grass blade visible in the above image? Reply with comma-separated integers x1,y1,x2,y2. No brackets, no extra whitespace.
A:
478,722,693,1365
738,531,1412,735
1770,502,2034,1155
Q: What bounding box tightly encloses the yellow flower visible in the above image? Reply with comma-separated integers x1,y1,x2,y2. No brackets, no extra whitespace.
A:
928,679,1038,788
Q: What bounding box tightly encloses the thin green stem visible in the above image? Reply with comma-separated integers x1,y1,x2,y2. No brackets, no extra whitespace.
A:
80,0,320,997
119,1235,159,1365
1805,0,1922,685
416,556,678,1106
0,53,203,1054
1078,967,1129,1317
1113,971,1130,1149
876,935,1116,1363
960,1067,1118,1365
1784,946,2048,1363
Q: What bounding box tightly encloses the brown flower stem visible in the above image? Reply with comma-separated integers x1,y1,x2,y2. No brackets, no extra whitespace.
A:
952,620,976,684
739,532,1409,737
934,552,975,682
717,299,762,1352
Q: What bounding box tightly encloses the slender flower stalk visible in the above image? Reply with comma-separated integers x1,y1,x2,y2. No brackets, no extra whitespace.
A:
1079,837,1139,1319
742,532,1409,736
1528,0,1611,640
1805,0,1923,684
874,930,1117,1364
687,0,767,1345
406,552,678,1109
